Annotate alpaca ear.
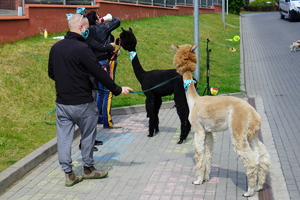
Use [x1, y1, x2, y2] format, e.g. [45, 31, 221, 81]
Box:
[191, 43, 198, 52]
[171, 44, 179, 50]
[121, 27, 125, 32]
[129, 27, 133, 33]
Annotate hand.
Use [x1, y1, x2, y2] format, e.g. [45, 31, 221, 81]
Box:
[121, 87, 133, 95]
[110, 43, 116, 48]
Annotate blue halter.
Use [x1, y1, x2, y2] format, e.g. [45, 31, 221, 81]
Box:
[183, 79, 196, 93]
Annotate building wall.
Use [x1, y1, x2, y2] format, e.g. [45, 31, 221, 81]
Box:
[0, 0, 22, 10]
[0, 1, 221, 44]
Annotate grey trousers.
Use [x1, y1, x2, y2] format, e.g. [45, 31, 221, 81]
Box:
[56, 101, 98, 173]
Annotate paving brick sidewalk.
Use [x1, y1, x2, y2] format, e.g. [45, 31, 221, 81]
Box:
[1, 93, 283, 200]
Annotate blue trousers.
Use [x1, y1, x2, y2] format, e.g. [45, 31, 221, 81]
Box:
[96, 59, 117, 128]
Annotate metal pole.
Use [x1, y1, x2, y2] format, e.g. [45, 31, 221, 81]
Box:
[226, 0, 228, 15]
[222, 0, 226, 28]
[22, 0, 25, 16]
[194, 0, 200, 81]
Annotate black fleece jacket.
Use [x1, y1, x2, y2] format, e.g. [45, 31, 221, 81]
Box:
[84, 36, 114, 53]
[48, 31, 122, 105]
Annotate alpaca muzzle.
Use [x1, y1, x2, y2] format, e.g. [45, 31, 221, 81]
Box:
[116, 38, 123, 46]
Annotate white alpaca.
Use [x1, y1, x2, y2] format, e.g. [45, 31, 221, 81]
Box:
[172, 43, 271, 197]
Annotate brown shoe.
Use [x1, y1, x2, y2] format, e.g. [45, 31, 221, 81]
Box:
[65, 172, 83, 187]
[82, 166, 108, 179]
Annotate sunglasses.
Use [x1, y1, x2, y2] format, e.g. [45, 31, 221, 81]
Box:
[78, 15, 86, 25]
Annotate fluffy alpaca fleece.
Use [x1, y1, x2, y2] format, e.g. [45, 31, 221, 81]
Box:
[290, 40, 300, 52]
[172, 43, 271, 197]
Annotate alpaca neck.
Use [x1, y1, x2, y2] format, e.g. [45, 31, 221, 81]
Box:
[182, 71, 199, 108]
[129, 51, 146, 83]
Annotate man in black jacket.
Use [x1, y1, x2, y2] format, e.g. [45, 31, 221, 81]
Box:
[48, 13, 132, 187]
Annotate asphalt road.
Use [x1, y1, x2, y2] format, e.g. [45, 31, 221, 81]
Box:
[241, 11, 300, 200]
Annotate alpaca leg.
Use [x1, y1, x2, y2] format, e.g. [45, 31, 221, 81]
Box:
[175, 103, 191, 144]
[192, 123, 206, 185]
[145, 95, 155, 137]
[178, 120, 191, 144]
[231, 111, 261, 197]
[241, 150, 258, 197]
[233, 137, 258, 197]
[240, 151, 258, 197]
[243, 136, 260, 197]
[203, 132, 214, 181]
[173, 79, 190, 143]
[153, 96, 162, 133]
[256, 140, 271, 192]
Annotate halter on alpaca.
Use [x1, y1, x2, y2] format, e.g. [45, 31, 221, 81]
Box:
[117, 28, 193, 144]
[172, 43, 271, 197]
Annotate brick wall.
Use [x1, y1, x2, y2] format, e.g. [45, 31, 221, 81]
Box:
[0, 2, 221, 44]
[0, 0, 22, 10]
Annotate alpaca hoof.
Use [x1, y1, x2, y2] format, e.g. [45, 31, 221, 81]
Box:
[192, 180, 202, 185]
[242, 187, 255, 197]
[255, 185, 264, 192]
[177, 140, 184, 144]
[242, 193, 251, 197]
[147, 134, 153, 137]
[242, 191, 254, 197]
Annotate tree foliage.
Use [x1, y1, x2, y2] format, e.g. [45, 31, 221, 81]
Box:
[229, 0, 246, 15]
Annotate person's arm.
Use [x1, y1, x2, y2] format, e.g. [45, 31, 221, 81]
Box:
[101, 17, 120, 35]
[85, 36, 114, 53]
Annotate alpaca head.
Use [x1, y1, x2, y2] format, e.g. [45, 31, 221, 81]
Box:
[116, 27, 137, 51]
[172, 44, 198, 75]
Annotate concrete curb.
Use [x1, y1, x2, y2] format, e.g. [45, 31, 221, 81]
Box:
[0, 137, 57, 194]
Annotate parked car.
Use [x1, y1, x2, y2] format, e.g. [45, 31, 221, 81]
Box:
[279, 0, 300, 21]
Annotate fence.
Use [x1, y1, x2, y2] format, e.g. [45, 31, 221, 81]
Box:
[24, 0, 96, 5]
[0, 0, 221, 16]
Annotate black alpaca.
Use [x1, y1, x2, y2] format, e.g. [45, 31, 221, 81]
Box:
[117, 28, 193, 144]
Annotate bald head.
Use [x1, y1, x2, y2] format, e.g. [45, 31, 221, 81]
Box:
[68, 14, 89, 33]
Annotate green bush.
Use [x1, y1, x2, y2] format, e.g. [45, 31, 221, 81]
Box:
[244, 0, 278, 11]
[229, 0, 246, 15]
[250, 0, 276, 7]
